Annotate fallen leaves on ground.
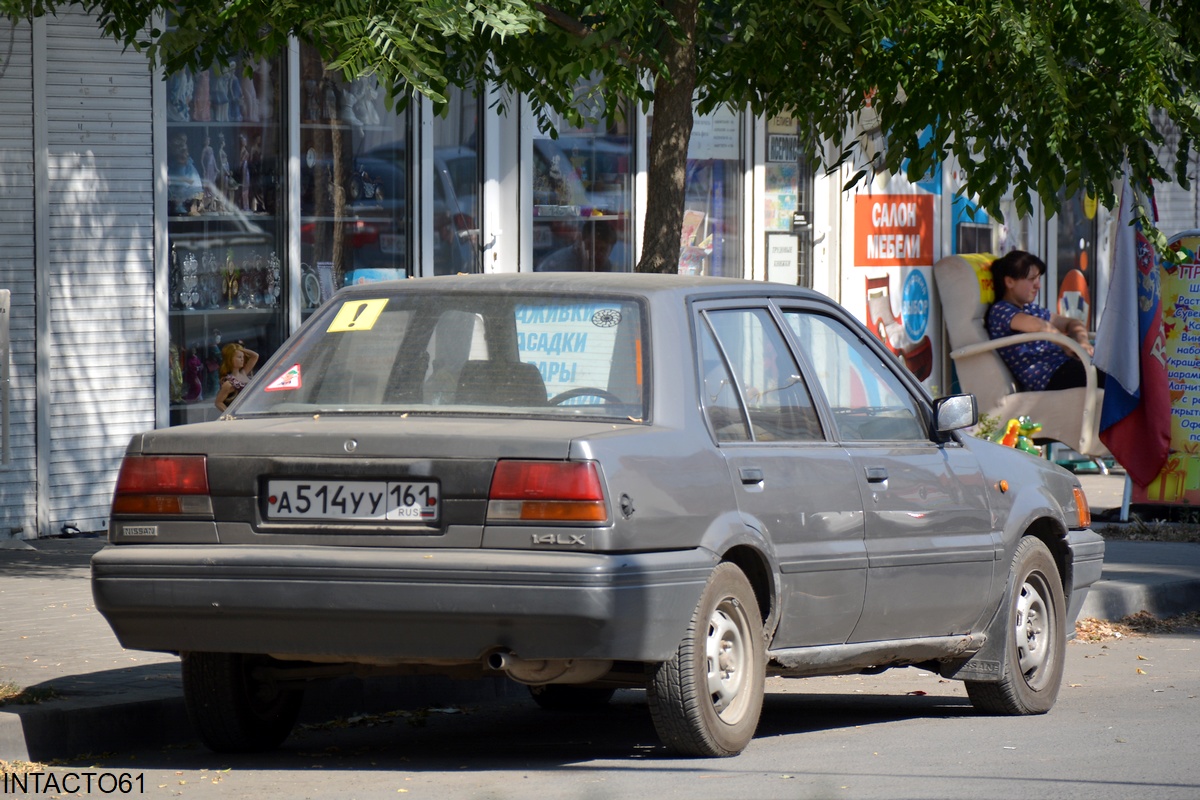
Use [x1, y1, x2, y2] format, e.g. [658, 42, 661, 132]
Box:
[1075, 610, 1200, 642]
[1096, 520, 1200, 543]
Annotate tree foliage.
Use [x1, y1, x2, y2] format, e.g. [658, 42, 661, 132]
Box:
[3, 0, 1198, 271]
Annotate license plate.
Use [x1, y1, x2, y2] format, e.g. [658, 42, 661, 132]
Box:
[266, 480, 439, 523]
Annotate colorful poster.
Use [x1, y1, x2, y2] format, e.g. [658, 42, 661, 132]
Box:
[1134, 231, 1200, 504]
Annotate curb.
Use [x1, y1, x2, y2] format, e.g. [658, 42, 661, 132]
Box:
[1079, 577, 1200, 621]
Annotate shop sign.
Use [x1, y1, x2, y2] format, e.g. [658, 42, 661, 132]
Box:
[767, 135, 799, 163]
[767, 234, 798, 284]
[853, 194, 934, 267]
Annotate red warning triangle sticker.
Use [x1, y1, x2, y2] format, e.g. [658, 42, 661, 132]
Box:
[264, 364, 302, 392]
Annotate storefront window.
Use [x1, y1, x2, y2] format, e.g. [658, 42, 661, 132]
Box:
[532, 82, 634, 272]
[166, 54, 285, 426]
[432, 86, 482, 274]
[678, 105, 743, 277]
[299, 44, 413, 308]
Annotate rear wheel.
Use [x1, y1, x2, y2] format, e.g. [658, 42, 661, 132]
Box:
[647, 562, 765, 757]
[182, 652, 303, 753]
[528, 684, 617, 711]
[966, 537, 1066, 715]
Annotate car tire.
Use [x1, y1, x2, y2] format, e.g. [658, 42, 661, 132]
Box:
[647, 562, 765, 757]
[181, 652, 303, 753]
[966, 536, 1066, 715]
[528, 684, 617, 711]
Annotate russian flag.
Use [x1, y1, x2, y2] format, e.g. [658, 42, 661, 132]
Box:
[1092, 171, 1171, 487]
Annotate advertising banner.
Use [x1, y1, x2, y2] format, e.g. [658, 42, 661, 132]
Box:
[848, 190, 938, 388]
[1133, 230, 1200, 504]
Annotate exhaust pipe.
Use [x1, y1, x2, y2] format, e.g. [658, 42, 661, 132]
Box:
[486, 651, 612, 685]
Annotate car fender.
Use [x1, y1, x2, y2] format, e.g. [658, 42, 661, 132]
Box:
[695, 510, 783, 639]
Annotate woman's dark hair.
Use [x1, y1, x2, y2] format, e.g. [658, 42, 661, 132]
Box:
[990, 250, 1047, 290]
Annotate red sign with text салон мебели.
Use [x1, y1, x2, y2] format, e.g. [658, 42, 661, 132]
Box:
[854, 194, 934, 268]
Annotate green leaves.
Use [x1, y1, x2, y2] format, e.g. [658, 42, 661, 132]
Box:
[3, 0, 1198, 261]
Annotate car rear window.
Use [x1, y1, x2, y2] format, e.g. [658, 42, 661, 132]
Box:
[234, 289, 647, 420]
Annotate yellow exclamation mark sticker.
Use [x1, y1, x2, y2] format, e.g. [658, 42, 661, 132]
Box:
[327, 299, 388, 332]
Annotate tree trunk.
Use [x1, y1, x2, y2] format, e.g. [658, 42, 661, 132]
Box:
[636, 0, 699, 274]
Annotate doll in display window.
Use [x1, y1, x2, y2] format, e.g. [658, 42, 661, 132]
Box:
[214, 342, 259, 412]
[167, 133, 203, 215]
[191, 69, 211, 122]
[200, 134, 218, 211]
[166, 69, 193, 122]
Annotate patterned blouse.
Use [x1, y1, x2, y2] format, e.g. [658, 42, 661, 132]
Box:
[985, 301, 1068, 391]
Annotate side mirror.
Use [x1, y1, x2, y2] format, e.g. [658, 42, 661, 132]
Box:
[933, 394, 978, 433]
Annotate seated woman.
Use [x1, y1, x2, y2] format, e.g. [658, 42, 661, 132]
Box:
[986, 250, 1099, 391]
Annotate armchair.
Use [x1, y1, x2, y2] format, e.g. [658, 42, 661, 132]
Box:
[932, 253, 1108, 459]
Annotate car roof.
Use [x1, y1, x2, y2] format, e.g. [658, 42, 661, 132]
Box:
[334, 272, 830, 305]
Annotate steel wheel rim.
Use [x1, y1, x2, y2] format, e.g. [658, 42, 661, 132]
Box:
[1014, 576, 1053, 686]
[706, 597, 750, 721]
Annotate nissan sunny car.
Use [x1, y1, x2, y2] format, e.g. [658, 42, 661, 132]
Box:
[92, 273, 1105, 757]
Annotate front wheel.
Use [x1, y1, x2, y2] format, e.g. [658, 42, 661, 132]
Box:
[966, 537, 1066, 715]
[182, 652, 304, 753]
[647, 562, 765, 757]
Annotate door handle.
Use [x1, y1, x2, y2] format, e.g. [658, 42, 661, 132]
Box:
[739, 467, 764, 485]
[864, 466, 888, 484]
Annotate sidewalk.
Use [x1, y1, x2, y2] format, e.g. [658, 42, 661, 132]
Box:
[2, 470, 1198, 762]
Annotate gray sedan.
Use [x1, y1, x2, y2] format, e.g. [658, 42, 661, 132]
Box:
[92, 273, 1104, 757]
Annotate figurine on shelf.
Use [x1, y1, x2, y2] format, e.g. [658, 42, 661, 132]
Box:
[183, 347, 204, 403]
[217, 133, 235, 201]
[200, 134, 218, 210]
[227, 68, 243, 123]
[214, 342, 259, 412]
[222, 250, 240, 308]
[166, 69, 193, 122]
[167, 133, 203, 216]
[210, 67, 230, 122]
[239, 133, 252, 211]
[201, 251, 220, 308]
[191, 69, 211, 122]
[240, 64, 260, 123]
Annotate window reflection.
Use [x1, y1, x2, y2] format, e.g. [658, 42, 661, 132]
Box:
[432, 86, 482, 274]
[299, 44, 412, 310]
[532, 82, 633, 272]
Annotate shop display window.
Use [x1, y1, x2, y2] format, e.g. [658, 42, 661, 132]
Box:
[299, 45, 415, 309]
[678, 106, 743, 277]
[532, 85, 634, 272]
[432, 86, 483, 274]
[166, 54, 285, 426]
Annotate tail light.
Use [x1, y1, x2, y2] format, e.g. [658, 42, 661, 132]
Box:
[111, 455, 213, 516]
[487, 461, 608, 523]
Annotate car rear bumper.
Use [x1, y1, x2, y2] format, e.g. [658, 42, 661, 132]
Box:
[91, 544, 717, 664]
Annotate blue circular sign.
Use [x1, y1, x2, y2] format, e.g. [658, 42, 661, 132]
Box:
[902, 270, 930, 342]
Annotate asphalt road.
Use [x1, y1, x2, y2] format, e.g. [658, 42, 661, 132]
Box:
[14, 625, 1197, 800]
